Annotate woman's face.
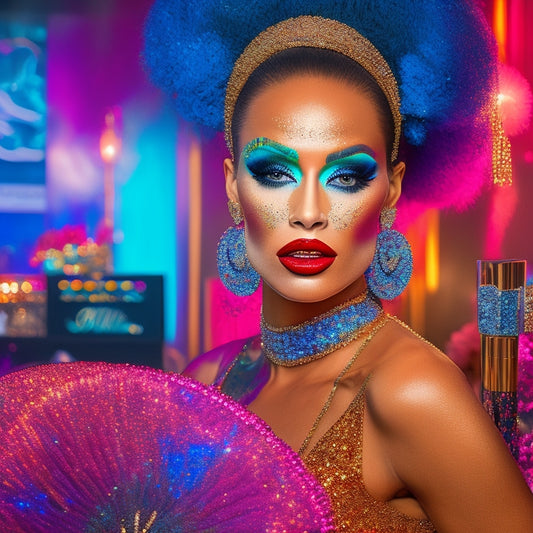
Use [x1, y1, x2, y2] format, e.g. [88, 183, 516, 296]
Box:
[225, 74, 404, 303]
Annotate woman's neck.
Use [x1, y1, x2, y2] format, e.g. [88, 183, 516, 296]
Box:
[260, 278, 383, 367]
[261, 277, 368, 328]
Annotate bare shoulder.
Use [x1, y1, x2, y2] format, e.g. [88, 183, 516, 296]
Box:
[365, 316, 533, 532]
[365, 316, 504, 452]
[367, 316, 475, 420]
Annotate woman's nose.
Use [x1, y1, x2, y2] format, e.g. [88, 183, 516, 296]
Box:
[288, 176, 328, 230]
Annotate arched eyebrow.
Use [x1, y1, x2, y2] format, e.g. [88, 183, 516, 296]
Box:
[242, 137, 299, 162]
[325, 144, 376, 164]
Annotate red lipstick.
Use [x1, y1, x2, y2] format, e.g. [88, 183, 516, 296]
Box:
[277, 239, 337, 275]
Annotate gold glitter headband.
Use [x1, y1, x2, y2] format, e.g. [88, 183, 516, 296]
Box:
[224, 15, 402, 162]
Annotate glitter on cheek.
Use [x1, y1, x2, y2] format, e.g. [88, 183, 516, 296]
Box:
[239, 179, 291, 230]
[328, 200, 361, 231]
[256, 202, 289, 229]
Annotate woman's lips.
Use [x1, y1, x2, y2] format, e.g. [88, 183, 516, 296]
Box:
[277, 239, 337, 275]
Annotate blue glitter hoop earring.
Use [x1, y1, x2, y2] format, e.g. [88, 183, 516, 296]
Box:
[365, 207, 413, 300]
[217, 202, 260, 296]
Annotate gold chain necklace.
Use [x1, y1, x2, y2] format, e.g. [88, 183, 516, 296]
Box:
[299, 314, 388, 456]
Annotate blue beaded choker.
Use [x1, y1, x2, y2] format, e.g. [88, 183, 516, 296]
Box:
[261, 291, 383, 366]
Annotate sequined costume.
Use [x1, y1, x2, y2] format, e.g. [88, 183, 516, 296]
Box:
[303, 381, 435, 532]
[185, 340, 437, 532]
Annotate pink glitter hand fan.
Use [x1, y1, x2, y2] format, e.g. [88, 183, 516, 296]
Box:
[0, 362, 334, 532]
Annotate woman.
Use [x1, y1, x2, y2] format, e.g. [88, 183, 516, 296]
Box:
[145, 2, 533, 531]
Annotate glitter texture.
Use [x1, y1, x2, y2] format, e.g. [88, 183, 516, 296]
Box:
[477, 285, 522, 336]
[261, 291, 383, 366]
[298, 320, 387, 455]
[228, 199, 243, 224]
[242, 136, 299, 162]
[225, 16, 402, 162]
[491, 102, 513, 186]
[379, 206, 396, 230]
[304, 385, 435, 532]
[523, 284, 533, 333]
[329, 200, 360, 231]
[365, 209, 413, 300]
[273, 113, 341, 148]
[256, 202, 289, 229]
[0, 362, 334, 532]
[482, 389, 519, 459]
[216, 224, 260, 296]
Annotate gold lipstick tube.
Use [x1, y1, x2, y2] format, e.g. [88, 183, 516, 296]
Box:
[477, 260, 525, 459]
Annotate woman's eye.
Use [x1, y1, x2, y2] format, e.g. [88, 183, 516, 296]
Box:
[267, 169, 290, 181]
[335, 175, 357, 187]
[246, 161, 298, 188]
[326, 164, 377, 193]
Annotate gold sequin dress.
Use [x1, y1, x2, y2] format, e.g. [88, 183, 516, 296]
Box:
[303, 384, 436, 532]
[187, 340, 437, 532]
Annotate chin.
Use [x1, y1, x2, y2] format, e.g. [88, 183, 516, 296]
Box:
[262, 274, 362, 304]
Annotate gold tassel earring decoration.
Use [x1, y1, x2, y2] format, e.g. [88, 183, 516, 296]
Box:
[491, 99, 513, 187]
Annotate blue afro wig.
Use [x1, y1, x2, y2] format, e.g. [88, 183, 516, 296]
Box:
[143, 0, 498, 215]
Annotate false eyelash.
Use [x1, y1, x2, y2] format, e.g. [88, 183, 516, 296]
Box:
[247, 160, 298, 189]
[325, 162, 377, 193]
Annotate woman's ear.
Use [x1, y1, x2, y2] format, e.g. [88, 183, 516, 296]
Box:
[386, 161, 405, 208]
[224, 158, 239, 202]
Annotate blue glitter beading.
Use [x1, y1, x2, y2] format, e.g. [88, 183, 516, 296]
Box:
[365, 208, 412, 301]
[261, 292, 383, 366]
[477, 285, 523, 336]
[482, 389, 519, 459]
[217, 225, 260, 296]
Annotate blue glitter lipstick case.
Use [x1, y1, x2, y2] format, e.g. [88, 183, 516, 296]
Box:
[477, 260, 526, 459]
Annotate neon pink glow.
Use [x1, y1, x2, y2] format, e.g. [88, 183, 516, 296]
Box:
[498, 64, 532, 137]
[484, 182, 518, 259]
[207, 278, 261, 349]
